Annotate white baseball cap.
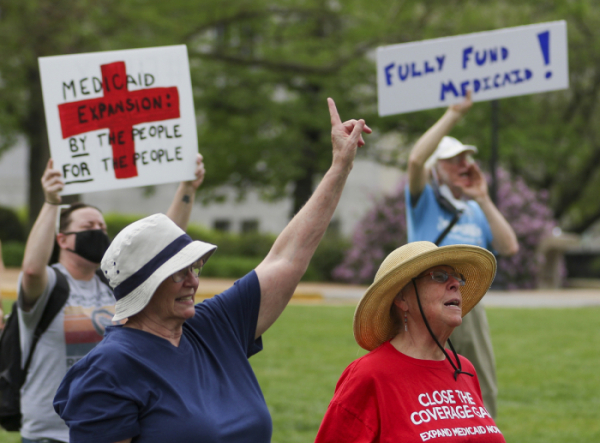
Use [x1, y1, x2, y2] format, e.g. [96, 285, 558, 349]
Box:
[425, 136, 478, 170]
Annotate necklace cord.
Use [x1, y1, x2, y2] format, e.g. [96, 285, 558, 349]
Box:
[411, 279, 474, 380]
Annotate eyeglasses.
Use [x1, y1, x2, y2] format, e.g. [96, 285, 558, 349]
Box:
[416, 270, 466, 286]
[171, 259, 205, 283]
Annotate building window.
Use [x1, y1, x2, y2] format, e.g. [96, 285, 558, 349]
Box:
[214, 219, 231, 232]
[241, 219, 259, 234]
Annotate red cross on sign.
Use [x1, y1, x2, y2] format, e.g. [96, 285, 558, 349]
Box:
[58, 61, 180, 179]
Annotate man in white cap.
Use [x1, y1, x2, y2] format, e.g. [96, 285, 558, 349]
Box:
[405, 91, 519, 417]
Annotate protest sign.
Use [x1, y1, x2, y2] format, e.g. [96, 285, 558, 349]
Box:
[377, 21, 569, 116]
[39, 45, 197, 195]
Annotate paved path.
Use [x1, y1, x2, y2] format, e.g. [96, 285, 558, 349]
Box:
[2, 268, 600, 308]
[302, 281, 600, 308]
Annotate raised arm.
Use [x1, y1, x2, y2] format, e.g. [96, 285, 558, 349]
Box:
[165, 153, 205, 230]
[461, 162, 519, 256]
[407, 92, 472, 198]
[254, 98, 371, 338]
[20, 159, 64, 309]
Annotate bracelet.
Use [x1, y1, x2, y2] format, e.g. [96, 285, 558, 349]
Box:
[45, 200, 61, 205]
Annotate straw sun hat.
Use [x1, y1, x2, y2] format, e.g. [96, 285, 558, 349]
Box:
[101, 213, 217, 322]
[353, 241, 496, 351]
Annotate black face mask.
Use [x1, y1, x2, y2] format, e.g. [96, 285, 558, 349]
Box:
[65, 229, 111, 264]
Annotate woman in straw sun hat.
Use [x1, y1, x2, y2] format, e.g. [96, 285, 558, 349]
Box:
[315, 241, 507, 443]
[53, 98, 372, 443]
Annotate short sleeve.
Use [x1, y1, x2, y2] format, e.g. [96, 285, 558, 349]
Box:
[188, 271, 262, 357]
[54, 363, 140, 443]
[315, 363, 380, 443]
[405, 184, 441, 244]
[471, 201, 494, 251]
[17, 265, 57, 322]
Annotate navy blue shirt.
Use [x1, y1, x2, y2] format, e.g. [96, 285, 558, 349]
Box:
[54, 271, 272, 443]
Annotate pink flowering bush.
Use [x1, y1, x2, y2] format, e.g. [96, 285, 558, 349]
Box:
[333, 168, 558, 289]
[492, 168, 559, 289]
[332, 182, 408, 285]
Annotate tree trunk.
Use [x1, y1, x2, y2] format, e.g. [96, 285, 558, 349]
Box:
[290, 160, 316, 218]
[25, 68, 50, 230]
[24, 68, 80, 230]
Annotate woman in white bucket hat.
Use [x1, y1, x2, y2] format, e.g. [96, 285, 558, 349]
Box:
[53, 98, 372, 443]
[316, 241, 507, 443]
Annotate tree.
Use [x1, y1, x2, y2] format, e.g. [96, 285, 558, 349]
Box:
[185, 0, 473, 215]
[2, 0, 600, 234]
[0, 0, 453, 223]
[377, 1, 600, 234]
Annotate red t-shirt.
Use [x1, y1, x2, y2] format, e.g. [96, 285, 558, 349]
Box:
[315, 342, 506, 443]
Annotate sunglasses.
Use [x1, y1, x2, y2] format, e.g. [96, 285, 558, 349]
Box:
[171, 259, 205, 283]
[416, 270, 466, 286]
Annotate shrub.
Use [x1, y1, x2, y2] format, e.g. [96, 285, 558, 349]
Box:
[0, 206, 25, 243]
[14, 211, 347, 282]
[333, 168, 558, 289]
[303, 233, 351, 282]
[332, 184, 407, 285]
[492, 168, 559, 289]
[202, 255, 263, 278]
[1, 241, 25, 267]
[103, 212, 143, 239]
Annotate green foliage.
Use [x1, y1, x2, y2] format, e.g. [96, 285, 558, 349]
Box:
[306, 234, 351, 282]
[201, 255, 262, 279]
[186, 227, 276, 258]
[103, 212, 145, 239]
[0, 241, 25, 267]
[2, 209, 349, 280]
[3, 1, 600, 238]
[102, 214, 349, 281]
[0, 206, 25, 243]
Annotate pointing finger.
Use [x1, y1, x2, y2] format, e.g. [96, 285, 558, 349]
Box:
[327, 98, 342, 127]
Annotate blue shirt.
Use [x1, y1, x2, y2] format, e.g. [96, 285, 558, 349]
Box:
[405, 184, 493, 249]
[54, 271, 272, 443]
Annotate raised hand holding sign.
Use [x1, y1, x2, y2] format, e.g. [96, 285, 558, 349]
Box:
[39, 45, 198, 195]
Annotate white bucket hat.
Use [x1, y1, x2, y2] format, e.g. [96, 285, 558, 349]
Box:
[353, 241, 496, 351]
[101, 213, 217, 321]
[425, 136, 478, 170]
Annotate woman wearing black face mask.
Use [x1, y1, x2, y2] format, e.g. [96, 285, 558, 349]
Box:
[55, 204, 112, 265]
[17, 156, 206, 443]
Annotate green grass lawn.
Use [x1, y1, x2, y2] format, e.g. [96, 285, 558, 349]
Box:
[250, 305, 600, 443]
[1, 305, 599, 442]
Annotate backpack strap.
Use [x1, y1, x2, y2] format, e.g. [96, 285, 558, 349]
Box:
[95, 268, 111, 289]
[431, 181, 464, 246]
[434, 210, 463, 246]
[20, 267, 70, 387]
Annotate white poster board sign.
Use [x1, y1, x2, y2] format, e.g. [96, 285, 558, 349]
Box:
[377, 21, 569, 116]
[39, 45, 197, 195]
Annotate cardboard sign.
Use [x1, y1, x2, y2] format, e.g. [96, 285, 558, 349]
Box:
[377, 21, 569, 116]
[39, 45, 197, 195]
